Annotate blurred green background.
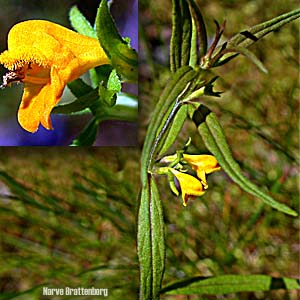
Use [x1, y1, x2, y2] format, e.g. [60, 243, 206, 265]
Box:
[140, 0, 299, 299]
[0, 148, 140, 300]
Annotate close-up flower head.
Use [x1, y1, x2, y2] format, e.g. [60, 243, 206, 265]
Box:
[0, 20, 109, 133]
[0, 0, 138, 146]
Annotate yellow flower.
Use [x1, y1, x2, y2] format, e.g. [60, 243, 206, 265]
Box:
[0, 20, 109, 132]
[170, 169, 206, 206]
[183, 154, 221, 189]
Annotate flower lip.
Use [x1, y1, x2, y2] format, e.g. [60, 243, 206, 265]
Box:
[170, 169, 206, 206]
[182, 154, 221, 189]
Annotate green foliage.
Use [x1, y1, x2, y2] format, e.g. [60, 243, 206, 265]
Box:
[70, 117, 99, 146]
[194, 106, 297, 216]
[0, 148, 139, 300]
[170, 0, 192, 72]
[96, 0, 138, 83]
[69, 5, 97, 38]
[162, 274, 300, 295]
[138, 177, 165, 300]
[61, 0, 137, 145]
[98, 69, 122, 107]
[139, 1, 299, 299]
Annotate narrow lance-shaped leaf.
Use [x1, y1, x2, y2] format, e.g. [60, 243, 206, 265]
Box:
[158, 105, 188, 156]
[170, 0, 192, 72]
[192, 105, 297, 216]
[146, 68, 198, 168]
[189, 17, 198, 68]
[156, 72, 205, 157]
[216, 9, 300, 65]
[225, 46, 268, 73]
[161, 274, 300, 295]
[96, 0, 138, 82]
[228, 9, 300, 48]
[69, 6, 97, 38]
[138, 175, 165, 300]
[187, 0, 208, 58]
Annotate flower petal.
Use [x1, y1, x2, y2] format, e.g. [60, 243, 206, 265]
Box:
[18, 67, 65, 132]
[183, 154, 221, 187]
[183, 154, 221, 174]
[170, 169, 205, 206]
[0, 20, 110, 132]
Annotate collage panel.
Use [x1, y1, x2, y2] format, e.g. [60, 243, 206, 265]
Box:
[0, 147, 140, 299]
[139, 0, 299, 299]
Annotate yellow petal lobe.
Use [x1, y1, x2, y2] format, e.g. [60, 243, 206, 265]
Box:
[170, 169, 205, 206]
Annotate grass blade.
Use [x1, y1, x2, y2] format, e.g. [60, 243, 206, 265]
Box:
[161, 274, 300, 295]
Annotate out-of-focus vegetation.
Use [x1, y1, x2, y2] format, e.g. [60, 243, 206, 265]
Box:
[0, 148, 140, 300]
[139, 0, 299, 299]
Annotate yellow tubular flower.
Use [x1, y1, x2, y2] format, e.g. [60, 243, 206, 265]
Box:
[183, 154, 221, 189]
[0, 20, 109, 132]
[170, 169, 206, 206]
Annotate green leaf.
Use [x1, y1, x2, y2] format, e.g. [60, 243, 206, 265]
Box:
[141, 66, 198, 182]
[192, 106, 297, 216]
[138, 176, 165, 300]
[107, 69, 121, 92]
[98, 69, 121, 107]
[98, 85, 116, 107]
[187, 0, 208, 57]
[161, 274, 300, 295]
[158, 104, 187, 156]
[151, 71, 206, 160]
[52, 89, 99, 115]
[96, 0, 138, 82]
[228, 9, 300, 48]
[170, 0, 192, 72]
[70, 118, 99, 146]
[67, 78, 93, 97]
[69, 6, 97, 38]
[189, 17, 198, 68]
[214, 9, 300, 67]
[227, 46, 268, 73]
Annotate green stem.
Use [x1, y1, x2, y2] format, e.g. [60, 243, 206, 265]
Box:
[148, 83, 191, 166]
[99, 103, 138, 122]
